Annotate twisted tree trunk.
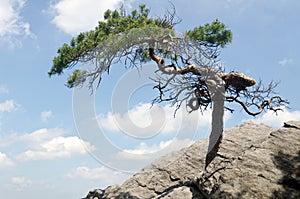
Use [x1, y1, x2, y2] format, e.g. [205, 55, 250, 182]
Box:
[205, 77, 225, 168]
[149, 47, 226, 167]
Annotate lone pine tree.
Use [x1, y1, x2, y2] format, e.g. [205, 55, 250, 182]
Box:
[49, 4, 288, 168]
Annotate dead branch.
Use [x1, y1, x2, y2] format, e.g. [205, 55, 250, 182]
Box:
[226, 95, 288, 116]
[147, 45, 289, 139]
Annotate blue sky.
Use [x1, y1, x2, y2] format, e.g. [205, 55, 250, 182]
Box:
[1, 0, 300, 198]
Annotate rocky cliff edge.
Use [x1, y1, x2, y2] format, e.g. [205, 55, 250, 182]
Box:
[84, 121, 300, 199]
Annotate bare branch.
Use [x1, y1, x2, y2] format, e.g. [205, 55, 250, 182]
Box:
[225, 80, 289, 116]
[157, 1, 182, 27]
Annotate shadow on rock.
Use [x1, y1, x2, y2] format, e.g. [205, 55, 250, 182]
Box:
[272, 150, 300, 199]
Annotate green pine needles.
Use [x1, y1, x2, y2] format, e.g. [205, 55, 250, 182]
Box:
[49, 4, 232, 88]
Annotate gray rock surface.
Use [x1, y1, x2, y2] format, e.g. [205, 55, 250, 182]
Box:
[84, 121, 300, 199]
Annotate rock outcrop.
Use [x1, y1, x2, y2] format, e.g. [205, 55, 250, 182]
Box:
[84, 121, 300, 199]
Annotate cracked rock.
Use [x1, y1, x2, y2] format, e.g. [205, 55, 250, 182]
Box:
[83, 121, 300, 199]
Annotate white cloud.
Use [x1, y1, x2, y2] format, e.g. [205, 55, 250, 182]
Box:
[9, 176, 32, 191]
[0, 0, 31, 47]
[98, 112, 119, 132]
[17, 136, 95, 161]
[21, 128, 64, 142]
[101, 102, 232, 160]
[0, 127, 96, 161]
[66, 166, 130, 184]
[250, 108, 300, 128]
[98, 103, 231, 138]
[117, 138, 194, 160]
[50, 0, 123, 35]
[278, 57, 293, 66]
[124, 138, 193, 155]
[97, 103, 178, 137]
[0, 128, 65, 147]
[0, 99, 17, 112]
[0, 152, 14, 169]
[40, 110, 53, 122]
[0, 99, 17, 131]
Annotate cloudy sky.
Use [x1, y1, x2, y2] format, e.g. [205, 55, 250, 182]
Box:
[1, 0, 300, 198]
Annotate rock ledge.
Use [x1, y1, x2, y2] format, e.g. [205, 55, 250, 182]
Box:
[84, 121, 300, 199]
